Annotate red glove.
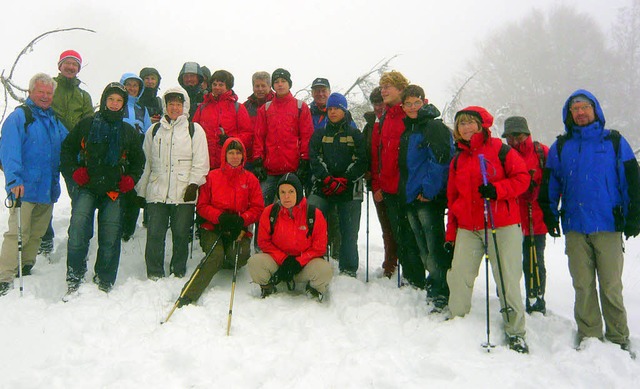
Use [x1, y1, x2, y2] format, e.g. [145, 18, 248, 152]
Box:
[119, 175, 135, 193]
[334, 177, 348, 195]
[72, 167, 90, 186]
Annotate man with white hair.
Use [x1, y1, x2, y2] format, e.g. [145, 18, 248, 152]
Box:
[0, 73, 68, 295]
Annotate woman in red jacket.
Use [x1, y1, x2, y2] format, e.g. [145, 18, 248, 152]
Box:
[177, 137, 264, 306]
[247, 173, 332, 301]
[192, 70, 253, 170]
[445, 106, 530, 353]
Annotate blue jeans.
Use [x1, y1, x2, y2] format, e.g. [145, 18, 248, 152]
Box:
[308, 195, 361, 274]
[144, 203, 195, 278]
[260, 174, 282, 206]
[406, 201, 450, 297]
[66, 189, 122, 286]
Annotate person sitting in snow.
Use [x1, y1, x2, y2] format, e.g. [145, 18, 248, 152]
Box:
[247, 173, 331, 301]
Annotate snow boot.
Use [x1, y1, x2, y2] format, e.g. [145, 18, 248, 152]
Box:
[62, 280, 82, 302]
[93, 275, 112, 293]
[38, 238, 53, 255]
[305, 283, 324, 302]
[260, 283, 276, 298]
[176, 296, 192, 308]
[508, 336, 529, 354]
[0, 282, 12, 297]
[526, 297, 546, 315]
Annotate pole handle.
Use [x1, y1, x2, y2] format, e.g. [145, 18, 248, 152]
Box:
[478, 154, 489, 186]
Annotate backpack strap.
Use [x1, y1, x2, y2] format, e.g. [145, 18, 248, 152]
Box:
[498, 143, 511, 166]
[265, 99, 303, 118]
[555, 134, 569, 163]
[533, 141, 546, 170]
[306, 204, 316, 238]
[606, 129, 621, 159]
[17, 105, 34, 133]
[152, 122, 195, 139]
[269, 202, 281, 235]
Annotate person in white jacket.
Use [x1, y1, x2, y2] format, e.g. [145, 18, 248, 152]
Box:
[136, 86, 209, 279]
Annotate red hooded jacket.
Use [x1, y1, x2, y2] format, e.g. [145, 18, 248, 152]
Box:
[257, 197, 327, 266]
[243, 91, 275, 162]
[253, 92, 313, 175]
[193, 90, 253, 170]
[377, 104, 405, 194]
[197, 137, 264, 233]
[513, 136, 549, 236]
[445, 130, 529, 242]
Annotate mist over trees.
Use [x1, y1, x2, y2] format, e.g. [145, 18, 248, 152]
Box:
[447, 2, 640, 147]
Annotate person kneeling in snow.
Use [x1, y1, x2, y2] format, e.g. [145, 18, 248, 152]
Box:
[247, 173, 332, 301]
[176, 138, 263, 307]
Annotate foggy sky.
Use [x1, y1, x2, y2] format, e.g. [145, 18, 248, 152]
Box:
[0, 0, 628, 116]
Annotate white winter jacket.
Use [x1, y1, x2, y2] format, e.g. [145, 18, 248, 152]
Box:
[135, 86, 210, 204]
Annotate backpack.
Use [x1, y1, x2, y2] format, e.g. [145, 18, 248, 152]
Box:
[151, 122, 195, 139]
[532, 141, 546, 170]
[268, 201, 316, 238]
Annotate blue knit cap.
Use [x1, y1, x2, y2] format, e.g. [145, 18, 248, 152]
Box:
[327, 93, 348, 112]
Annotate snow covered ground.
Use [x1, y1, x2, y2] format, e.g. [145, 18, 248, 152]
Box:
[0, 184, 639, 388]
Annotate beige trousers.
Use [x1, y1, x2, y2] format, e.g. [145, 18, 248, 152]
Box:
[247, 253, 333, 293]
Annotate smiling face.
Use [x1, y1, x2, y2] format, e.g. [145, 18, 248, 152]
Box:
[457, 118, 481, 141]
[570, 102, 596, 126]
[165, 98, 184, 121]
[182, 73, 199, 87]
[278, 183, 297, 209]
[143, 74, 158, 89]
[59, 58, 80, 79]
[402, 96, 423, 119]
[124, 79, 141, 97]
[380, 83, 402, 106]
[211, 80, 228, 97]
[29, 81, 54, 110]
[106, 93, 125, 112]
[253, 79, 270, 100]
[312, 86, 330, 107]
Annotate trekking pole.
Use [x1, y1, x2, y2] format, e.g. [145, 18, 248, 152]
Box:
[227, 233, 244, 336]
[397, 261, 401, 288]
[527, 170, 543, 302]
[481, 217, 494, 351]
[366, 186, 370, 283]
[16, 196, 24, 297]
[162, 234, 222, 324]
[189, 214, 197, 261]
[479, 155, 512, 322]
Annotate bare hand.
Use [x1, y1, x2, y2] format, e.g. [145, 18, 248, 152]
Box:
[10, 185, 24, 199]
[416, 194, 430, 202]
[373, 190, 384, 203]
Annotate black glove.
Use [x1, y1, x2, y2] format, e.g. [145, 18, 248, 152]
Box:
[218, 131, 229, 146]
[296, 159, 310, 183]
[478, 183, 498, 200]
[183, 183, 199, 202]
[218, 212, 245, 237]
[543, 211, 561, 238]
[271, 256, 302, 284]
[624, 222, 640, 240]
[444, 241, 454, 256]
[253, 158, 267, 182]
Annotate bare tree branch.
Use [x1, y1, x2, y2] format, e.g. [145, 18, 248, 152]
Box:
[0, 27, 96, 123]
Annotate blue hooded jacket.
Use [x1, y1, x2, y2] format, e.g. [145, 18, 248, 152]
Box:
[120, 72, 151, 134]
[0, 98, 68, 203]
[546, 89, 637, 234]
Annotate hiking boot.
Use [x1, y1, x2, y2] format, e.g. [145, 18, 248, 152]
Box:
[432, 295, 449, 311]
[339, 269, 356, 278]
[38, 238, 54, 255]
[0, 282, 12, 297]
[260, 283, 276, 298]
[382, 259, 397, 278]
[305, 283, 324, 302]
[526, 297, 546, 315]
[508, 336, 529, 354]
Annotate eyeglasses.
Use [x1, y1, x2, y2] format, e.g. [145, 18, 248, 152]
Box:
[403, 100, 424, 109]
[570, 104, 593, 113]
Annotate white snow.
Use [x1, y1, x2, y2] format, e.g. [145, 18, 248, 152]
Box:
[0, 185, 639, 388]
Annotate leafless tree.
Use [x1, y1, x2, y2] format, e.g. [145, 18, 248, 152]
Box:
[0, 27, 96, 123]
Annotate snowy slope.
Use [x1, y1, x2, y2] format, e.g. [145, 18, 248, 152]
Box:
[0, 184, 639, 388]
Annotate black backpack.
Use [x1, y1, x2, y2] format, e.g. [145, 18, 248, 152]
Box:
[268, 201, 316, 238]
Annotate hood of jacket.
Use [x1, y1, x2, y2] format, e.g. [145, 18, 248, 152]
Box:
[120, 72, 145, 101]
[220, 136, 247, 171]
[562, 89, 606, 135]
[161, 85, 191, 120]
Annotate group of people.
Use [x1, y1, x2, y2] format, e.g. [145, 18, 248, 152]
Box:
[0, 50, 638, 356]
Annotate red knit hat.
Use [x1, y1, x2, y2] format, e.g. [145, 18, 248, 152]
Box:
[58, 50, 82, 69]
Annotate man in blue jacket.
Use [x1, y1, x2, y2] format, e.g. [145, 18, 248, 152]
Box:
[541, 89, 640, 354]
[0, 73, 68, 296]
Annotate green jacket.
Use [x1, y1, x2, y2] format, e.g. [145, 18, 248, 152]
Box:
[52, 74, 94, 131]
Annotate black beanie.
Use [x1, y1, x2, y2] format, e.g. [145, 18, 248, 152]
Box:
[277, 173, 304, 205]
[272, 68, 292, 88]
